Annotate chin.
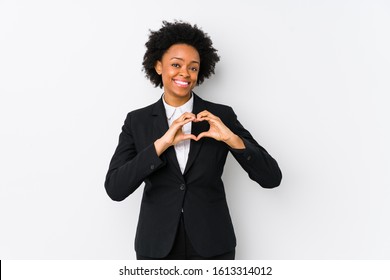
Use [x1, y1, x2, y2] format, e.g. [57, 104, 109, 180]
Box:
[174, 90, 193, 97]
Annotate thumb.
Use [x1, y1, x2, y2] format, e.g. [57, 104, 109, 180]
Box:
[196, 131, 210, 141]
[181, 133, 197, 141]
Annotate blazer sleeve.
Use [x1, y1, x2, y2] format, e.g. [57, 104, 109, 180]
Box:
[104, 112, 166, 201]
[227, 107, 282, 188]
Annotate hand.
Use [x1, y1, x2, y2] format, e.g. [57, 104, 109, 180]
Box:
[195, 110, 245, 149]
[154, 112, 197, 156]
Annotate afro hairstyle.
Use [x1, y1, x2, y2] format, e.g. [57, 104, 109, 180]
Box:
[142, 20, 220, 88]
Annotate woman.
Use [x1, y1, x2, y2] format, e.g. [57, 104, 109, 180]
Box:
[104, 21, 282, 260]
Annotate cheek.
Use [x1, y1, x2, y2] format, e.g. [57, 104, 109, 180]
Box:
[164, 67, 179, 78]
[161, 69, 174, 82]
[191, 72, 199, 81]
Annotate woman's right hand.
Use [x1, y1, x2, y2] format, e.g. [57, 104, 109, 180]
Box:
[154, 112, 197, 156]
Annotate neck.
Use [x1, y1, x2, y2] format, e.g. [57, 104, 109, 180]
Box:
[163, 92, 192, 107]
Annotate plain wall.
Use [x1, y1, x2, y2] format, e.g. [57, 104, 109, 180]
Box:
[1, 0, 389, 259]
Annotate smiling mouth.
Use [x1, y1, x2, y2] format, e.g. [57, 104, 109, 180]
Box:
[173, 79, 190, 87]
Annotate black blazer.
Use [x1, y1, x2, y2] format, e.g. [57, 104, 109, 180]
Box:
[105, 93, 282, 258]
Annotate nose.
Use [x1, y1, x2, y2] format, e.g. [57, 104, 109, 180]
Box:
[179, 66, 190, 77]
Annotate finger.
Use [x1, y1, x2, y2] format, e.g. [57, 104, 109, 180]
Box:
[196, 116, 219, 125]
[196, 110, 211, 119]
[172, 117, 195, 129]
[172, 115, 195, 126]
[182, 112, 196, 118]
[196, 131, 213, 140]
[178, 133, 197, 142]
[176, 112, 196, 121]
[197, 110, 219, 121]
[183, 133, 197, 140]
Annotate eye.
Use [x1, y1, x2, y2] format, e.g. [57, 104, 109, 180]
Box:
[190, 67, 198, 72]
[171, 63, 180, 68]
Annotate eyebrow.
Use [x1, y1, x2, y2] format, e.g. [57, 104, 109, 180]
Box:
[170, 57, 200, 64]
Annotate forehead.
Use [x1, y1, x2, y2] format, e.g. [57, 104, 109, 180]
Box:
[163, 44, 200, 62]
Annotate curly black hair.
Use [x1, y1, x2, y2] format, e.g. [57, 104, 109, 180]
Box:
[142, 21, 220, 88]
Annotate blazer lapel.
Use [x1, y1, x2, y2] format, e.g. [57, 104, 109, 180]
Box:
[151, 97, 182, 176]
[183, 93, 209, 175]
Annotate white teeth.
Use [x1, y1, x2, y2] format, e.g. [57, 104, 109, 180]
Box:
[174, 80, 189, 85]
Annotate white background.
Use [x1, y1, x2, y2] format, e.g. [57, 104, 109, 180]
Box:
[1, 0, 389, 259]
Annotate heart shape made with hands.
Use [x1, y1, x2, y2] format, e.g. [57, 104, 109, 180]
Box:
[177, 111, 232, 142]
[156, 110, 243, 156]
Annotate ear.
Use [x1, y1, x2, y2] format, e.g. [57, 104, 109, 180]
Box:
[154, 60, 162, 75]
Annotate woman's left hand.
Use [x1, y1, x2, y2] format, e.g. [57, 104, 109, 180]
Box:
[195, 110, 246, 149]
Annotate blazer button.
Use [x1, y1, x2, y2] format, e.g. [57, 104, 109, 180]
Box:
[247, 155, 252, 161]
[150, 164, 155, 170]
[179, 184, 185, 191]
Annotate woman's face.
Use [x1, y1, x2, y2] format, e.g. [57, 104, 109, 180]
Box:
[155, 44, 200, 106]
